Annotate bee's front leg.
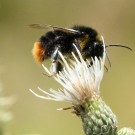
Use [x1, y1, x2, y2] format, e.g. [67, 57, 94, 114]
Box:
[50, 47, 63, 75]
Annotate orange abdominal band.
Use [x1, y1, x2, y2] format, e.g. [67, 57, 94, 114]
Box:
[32, 42, 46, 63]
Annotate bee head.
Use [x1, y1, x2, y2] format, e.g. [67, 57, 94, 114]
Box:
[32, 42, 46, 63]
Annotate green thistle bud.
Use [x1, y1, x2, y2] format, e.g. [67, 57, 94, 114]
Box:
[76, 95, 117, 135]
[118, 128, 135, 135]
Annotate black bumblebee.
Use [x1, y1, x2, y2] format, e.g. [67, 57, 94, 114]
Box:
[30, 24, 131, 75]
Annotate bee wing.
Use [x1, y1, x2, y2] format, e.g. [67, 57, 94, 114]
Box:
[30, 24, 80, 34]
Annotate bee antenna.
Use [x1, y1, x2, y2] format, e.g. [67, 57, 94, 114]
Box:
[106, 44, 132, 51]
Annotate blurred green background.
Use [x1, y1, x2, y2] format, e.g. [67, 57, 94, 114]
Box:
[0, 0, 135, 134]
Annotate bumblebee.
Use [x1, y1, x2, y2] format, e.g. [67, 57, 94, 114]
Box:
[30, 24, 132, 75]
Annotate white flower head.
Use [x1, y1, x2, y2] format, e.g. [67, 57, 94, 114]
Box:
[30, 37, 106, 105]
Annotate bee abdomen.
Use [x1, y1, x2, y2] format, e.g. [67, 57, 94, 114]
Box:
[32, 42, 47, 63]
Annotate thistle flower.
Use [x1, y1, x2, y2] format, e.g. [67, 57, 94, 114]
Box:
[30, 40, 120, 135]
[31, 45, 105, 104]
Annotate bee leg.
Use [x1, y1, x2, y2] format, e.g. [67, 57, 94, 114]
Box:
[56, 61, 63, 72]
[50, 47, 63, 74]
[50, 61, 63, 75]
[42, 63, 57, 77]
[50, 62, 58, 75]
[51, 47, 59, 63]
[104, 65, 109, 72]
